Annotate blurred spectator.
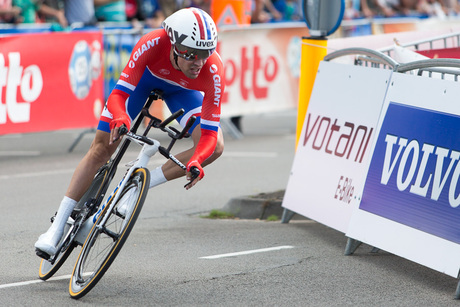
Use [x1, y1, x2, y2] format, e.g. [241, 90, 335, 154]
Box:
[415, 0, 448, 17]
[157, 0, 178, 17]
[358, 0, 452, 18]
[0, 0, 22, 23]
[94, 0, 126, 22]
[140, 0, 165, 28]
[360, 0, 398, 17]
[272, 0, 302, 21]
[251, 0, 282, 23]
[444, 0, 460, 14]
[13, 0, 68, 26]
[64, 0, 97, 26]
[345, 0, 361, 19]
[40, 0, 67, 27]
[12, 0, 40, 23]
[181, 0, 210, 13]
[125, 0, 165, 28]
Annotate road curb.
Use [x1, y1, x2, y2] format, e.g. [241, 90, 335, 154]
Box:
[222, 190, 306, 220]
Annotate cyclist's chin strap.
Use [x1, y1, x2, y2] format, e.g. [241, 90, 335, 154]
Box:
[172, 46, 181, 71]
[174, 53, 180, 70]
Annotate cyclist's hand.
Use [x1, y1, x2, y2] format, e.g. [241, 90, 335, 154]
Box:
[185, 161, 203, 190]
[109, 115, 130, 144]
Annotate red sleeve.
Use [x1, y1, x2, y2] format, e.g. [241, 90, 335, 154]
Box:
[189, 129, 217, 165]
[107, 89, 130, 119]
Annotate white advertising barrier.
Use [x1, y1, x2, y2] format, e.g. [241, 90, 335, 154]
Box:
[218, 25, 307, 117]
[346, 72, 460, 278]
[282, 61, 392, 233]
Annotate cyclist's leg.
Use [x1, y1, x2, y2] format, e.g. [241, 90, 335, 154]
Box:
[35, 129, 119, 256]
[65, 130, 118, 201]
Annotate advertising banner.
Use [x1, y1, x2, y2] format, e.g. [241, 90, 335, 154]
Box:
[417, 47, 460, 59]
[218, 25, 307, 117]
[282, 61, 391, 232]
[0, 32, 104, 135]
[347, 72, 460, 277]
[103, 31, 142, 99]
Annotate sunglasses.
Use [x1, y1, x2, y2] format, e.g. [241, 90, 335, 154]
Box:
[174, 44, 214, 61]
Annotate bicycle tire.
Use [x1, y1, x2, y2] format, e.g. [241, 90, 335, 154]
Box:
[38, 163, 111, 280]
[69, 168, 150, 299]
[38, 223, 76, 280]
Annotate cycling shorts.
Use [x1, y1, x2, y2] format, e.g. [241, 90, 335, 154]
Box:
[97, 71, 204, 133]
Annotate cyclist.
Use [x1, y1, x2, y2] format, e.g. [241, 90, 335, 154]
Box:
[35, 7, 225, 257]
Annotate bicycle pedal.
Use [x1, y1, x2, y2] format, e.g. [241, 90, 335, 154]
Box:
[35, 248, 51, 261]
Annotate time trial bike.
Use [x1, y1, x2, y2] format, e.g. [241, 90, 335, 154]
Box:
[36, 90, 199, 299]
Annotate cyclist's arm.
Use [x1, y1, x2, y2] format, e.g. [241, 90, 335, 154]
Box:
[107, 89, 131, 143]
[187, 129, 217, 171]
[186, 54, 225, 180]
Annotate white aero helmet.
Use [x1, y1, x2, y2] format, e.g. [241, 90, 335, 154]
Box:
[162, 8, 218, 61]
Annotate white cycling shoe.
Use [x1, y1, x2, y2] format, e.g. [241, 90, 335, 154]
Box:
[34, 230, 62, 257]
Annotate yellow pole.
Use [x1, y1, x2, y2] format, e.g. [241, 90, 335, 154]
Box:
[296, 37, 328, 149]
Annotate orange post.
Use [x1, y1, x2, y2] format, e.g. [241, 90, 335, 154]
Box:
[296, 37, 328, 149]
[210, 0, 251, 27]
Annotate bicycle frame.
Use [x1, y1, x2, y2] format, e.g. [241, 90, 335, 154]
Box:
[74, 89, 196, 244]
[93, 135, 160, 231]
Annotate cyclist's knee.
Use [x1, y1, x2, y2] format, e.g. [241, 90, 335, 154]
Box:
[87, 132, 116, 164]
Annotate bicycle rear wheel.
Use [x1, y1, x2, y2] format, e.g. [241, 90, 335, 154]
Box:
[38, 222, 75, 280]
[38, 163, 111, 280]
[69, 168, 150, 299]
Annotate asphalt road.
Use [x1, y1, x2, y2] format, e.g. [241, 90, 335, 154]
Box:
[1, 111, 459, 306]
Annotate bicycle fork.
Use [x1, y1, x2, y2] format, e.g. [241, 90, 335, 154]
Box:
[76, 138, 160, 243]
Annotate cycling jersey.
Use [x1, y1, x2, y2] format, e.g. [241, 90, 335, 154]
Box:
[98, 28, 225, 167]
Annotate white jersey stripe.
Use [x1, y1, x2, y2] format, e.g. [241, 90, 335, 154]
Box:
[201, 119, 219, 128]
[180, 106, 202, 127]
[117, 80, 136, 91]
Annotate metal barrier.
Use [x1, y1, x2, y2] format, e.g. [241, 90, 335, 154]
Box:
[325, 46, 460, 81]
[397, 58, 460, 80]
[324, 47, 399, 70]
[379, 31, 460, 58]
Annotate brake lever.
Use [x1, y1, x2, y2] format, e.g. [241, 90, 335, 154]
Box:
[118, 124, 129, 136]
[184, 166, 200, 189]
[112, 124, 128, 143]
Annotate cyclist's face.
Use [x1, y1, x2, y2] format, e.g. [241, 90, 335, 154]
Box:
[176, 56, 207, 79]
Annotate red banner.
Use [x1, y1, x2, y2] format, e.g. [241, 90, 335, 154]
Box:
[417, 47, 460, 59]
[0, 32, 104, 135]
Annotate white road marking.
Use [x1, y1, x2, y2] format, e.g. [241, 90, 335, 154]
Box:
[0, 151, 41, 156]
[199, 245, 294, 260]
[0, 274, 71, 289]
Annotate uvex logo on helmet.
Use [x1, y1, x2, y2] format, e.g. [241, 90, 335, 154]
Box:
[196, 41, 216, 48]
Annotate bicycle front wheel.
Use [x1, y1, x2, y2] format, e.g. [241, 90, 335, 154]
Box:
[69, 168, 150, 299]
